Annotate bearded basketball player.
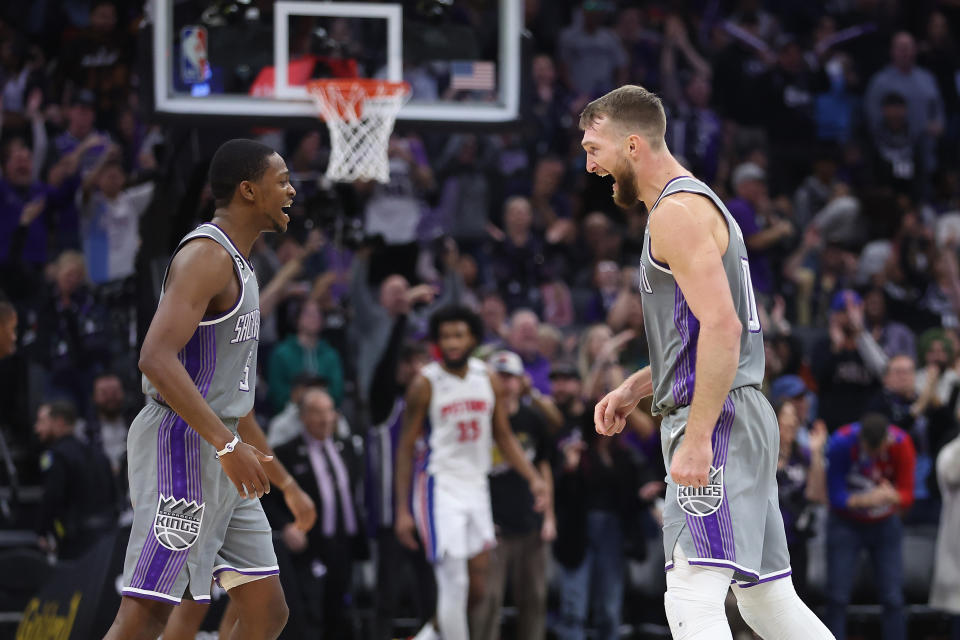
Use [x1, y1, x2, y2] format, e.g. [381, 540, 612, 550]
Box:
[586, 86, 834, 640]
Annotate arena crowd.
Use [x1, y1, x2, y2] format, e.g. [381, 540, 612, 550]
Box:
[1, 1, 960, 638]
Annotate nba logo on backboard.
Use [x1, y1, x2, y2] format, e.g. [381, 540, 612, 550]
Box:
[180, 26, 210, 84]
[154, 495, 205, 551]
[677, 466, 724, 517]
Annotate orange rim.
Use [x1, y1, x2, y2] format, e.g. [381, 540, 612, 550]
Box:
[306, 78, 410, 98]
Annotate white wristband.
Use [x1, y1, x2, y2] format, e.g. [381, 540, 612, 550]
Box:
[216, 435, 240, 459]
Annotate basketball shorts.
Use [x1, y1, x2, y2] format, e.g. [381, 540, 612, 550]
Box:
[121, 403, 278, 604]
[412, 471, 496, 564]
[660, 385, 791, 585]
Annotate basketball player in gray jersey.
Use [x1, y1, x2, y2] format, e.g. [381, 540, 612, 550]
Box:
[105, 139, 314, 640]
[584, 87, 834, 640]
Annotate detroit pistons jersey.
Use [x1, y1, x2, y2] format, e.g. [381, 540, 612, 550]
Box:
[420, 358, 496, 486]
[143, 222, 260, 420]
[638, 176, 765, 416]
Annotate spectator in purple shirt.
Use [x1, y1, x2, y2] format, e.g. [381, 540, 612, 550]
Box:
[726, 162, 795, 298]
[0, 134, 94, 267]
[47, 89, 110, 176]
[863, 288, 916, 358]
[506, 309, 551, 395]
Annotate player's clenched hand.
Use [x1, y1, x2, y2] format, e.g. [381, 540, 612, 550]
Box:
[219, 443, 273, 499]
[670, 434, 713, 488]
[594, 382, 642, 436]
[395, 509, 419, 551]
[284, 483, 317, 532]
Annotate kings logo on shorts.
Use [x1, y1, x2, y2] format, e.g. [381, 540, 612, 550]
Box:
[154, 495, 205, 551]
[677, 465, 724, 517]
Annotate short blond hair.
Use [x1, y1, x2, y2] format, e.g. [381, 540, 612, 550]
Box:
[579, 85, 666, 151]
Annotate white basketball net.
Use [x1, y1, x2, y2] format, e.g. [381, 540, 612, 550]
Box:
[309, 81, 410, 184]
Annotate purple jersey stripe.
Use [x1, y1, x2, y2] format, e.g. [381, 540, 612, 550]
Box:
[671, 286, 700, 406]
[672, 288, 687, 406]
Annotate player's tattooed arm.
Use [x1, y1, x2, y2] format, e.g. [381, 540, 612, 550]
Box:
[651, 195, 742, 488]
[394, 374, 431, 550]
[490, 373, 549, 511]
[139, 239, 273, 498]
[238, 411, 317, 531]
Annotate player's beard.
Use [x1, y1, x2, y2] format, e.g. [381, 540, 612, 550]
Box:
[611, 156, 639, 208]
[442, 352, 470, 370]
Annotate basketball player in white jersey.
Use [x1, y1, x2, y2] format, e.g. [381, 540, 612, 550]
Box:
[394, 305, 548, 640]
[585, 86, 834, 640]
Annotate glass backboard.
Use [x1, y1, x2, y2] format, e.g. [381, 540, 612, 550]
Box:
[152, 0, 521, 123]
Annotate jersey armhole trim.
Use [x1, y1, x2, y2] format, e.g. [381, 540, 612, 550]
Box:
[646, 238, 673, 274]
[190, 234, 246, 326]
[160, 233, 246, 326]
[653, 187, 736, 260]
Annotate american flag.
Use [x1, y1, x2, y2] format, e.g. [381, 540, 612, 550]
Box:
[450, 61, 496, 91]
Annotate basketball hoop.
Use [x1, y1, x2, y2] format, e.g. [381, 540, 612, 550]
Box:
[307, 79, 411, 184]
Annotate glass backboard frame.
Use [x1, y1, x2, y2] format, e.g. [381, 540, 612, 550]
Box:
[151, 0, 522, 123]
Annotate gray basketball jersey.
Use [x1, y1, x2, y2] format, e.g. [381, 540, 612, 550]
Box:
[638, 176, 765, 416]
[143, 223, 260, 420]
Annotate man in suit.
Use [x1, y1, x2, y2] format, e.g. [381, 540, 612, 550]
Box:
[267, 387, 366, 639]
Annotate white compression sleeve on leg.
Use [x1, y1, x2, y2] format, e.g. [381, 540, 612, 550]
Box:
[664, 546, 735, 640]
[734, 576, 835, 639]
[434, 555, 470, 640]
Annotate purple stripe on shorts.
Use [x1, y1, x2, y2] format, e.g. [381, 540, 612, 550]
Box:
[738, 569, 792, 588]
[708, 398, 734, 560]
[130, 409, 178, 588]
[688, 559, 759, 580]
[158, 548, 192, 593]
[135, 326, 218, 595]
[139, 546, 172, 592]
[683, 397, 737, 562]
[121, 589, 180, 604]
[213, 566, 280, 577]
